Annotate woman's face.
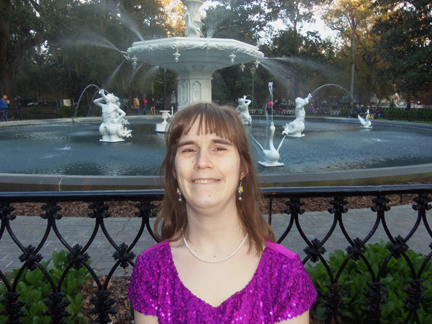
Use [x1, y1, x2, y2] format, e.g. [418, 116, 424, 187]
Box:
[174, 120, 244, 213]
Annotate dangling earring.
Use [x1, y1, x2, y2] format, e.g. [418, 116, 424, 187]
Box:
[237, 181, 244, 201]
[177, 188, 182, 201]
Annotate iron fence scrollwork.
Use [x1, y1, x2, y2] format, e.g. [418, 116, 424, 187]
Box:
[0, 185, 430, 323]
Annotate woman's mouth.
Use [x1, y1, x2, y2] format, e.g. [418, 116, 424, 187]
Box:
[192, 179, 219, 184]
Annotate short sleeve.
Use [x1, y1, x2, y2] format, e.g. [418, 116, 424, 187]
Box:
[128, 253, 159, 316]
[272, 254, 317, 321]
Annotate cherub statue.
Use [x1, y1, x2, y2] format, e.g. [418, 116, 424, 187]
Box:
[94, 90, 132, 142]
[282, 93, 312, 137]
[235, 95, 252, 125]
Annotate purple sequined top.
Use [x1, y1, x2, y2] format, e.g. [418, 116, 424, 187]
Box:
[128, 241, 317, 323]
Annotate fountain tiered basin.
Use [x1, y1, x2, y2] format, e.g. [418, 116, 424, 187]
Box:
[128, 37, 263, 110]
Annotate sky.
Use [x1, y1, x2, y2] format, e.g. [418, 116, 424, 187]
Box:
[198, 1, 338, 44]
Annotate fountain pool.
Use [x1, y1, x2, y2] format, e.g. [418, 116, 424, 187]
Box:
[1, 116, 432, 191]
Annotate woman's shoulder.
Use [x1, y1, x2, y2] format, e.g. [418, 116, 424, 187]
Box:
[265, 241, 298, 260]
[135, 240, 170, 265]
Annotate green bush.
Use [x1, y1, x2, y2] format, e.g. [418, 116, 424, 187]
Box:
[383, 108, 432, 122]
[306, 240, 432, 324]
[0, 250, 94, 324]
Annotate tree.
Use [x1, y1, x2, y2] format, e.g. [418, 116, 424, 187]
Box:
[2, 0, 178, 106]
[373, 0, 432, 108]
[268, 0, 326, 39]
[261, 29, 337, 101]
[322, 0, 382, 105]
[0, 0, 47, 101]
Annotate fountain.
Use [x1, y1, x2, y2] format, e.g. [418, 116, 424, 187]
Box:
[93, 90, 132, 142]
[126, 0, 264, 110]
[236, 95, 252, 125]
[358, 109, 373, 128]
[252, 122, 286, 167]
[250, 82, 287, 167]
[2, 2, 432, 191]
[283, 94, 312, 137]
[155, 110, 172, 133]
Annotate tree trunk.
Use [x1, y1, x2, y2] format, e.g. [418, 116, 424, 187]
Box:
[0, 4, 12, 99]
[365, 73, 372, 105]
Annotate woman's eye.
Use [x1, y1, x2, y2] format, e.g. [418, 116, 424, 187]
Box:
[214, 146, 227, 151]
[182, 147, 195, 153]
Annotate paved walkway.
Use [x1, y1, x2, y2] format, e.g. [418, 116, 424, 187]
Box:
[0, 205, 430, 276]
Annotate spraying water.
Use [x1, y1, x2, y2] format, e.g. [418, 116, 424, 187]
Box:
[311, 83, 356, 102]
[105, 1, 144, 41]
[75, 34, 125, 55]
[104, 59, 126, 88]
[74, 84, 100, 117]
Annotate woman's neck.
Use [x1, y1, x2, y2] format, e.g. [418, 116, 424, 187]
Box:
[183, 204, 246, 254]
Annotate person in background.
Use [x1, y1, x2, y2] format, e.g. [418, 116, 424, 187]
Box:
[133, 96, 140, 115]
[140, 94, 148, 115]
[150, 97, 156, 114]
[274, 99, 282, 115]
[376, 105, 384, 119]
[0, 95, 10, 121]
[309, 104, 316, 115]
[128, 102, 317, 324]
[266, 99, 274, 115]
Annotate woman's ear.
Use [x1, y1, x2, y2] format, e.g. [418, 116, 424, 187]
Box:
[240, 165, 248, 180]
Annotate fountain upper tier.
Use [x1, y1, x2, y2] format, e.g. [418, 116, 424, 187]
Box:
[127, 37, 264, 109]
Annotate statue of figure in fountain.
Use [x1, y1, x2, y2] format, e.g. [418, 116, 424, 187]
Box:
[358, 109, 372, 128]
[235, 95, 252, 125]
[182, 0, 203, 38]
[94, 90, 132, 142]
[283, 93, 312, 137]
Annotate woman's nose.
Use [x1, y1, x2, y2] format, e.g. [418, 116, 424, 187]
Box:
[194, 150, 213, 170]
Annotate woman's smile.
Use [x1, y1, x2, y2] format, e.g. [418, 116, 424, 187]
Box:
[192, 179, 220, 184]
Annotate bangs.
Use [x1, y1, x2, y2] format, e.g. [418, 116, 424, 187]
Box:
[169, 103, 238, 146]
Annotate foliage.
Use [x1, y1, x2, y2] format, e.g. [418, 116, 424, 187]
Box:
[372, 0, 432, 105]
[306, 240, 432, 323]
[261, 29, 338, 101]
[0, 250, 94, 324]
[321, 0, 389, 105]
[383, 108, 432, 122]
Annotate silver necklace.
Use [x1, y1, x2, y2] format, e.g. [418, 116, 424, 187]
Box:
[183, 234, 248, 263]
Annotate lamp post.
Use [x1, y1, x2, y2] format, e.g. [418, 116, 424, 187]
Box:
[251, 66, 256, 108]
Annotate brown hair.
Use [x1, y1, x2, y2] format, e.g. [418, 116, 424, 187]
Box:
[154, 102, 275, 254]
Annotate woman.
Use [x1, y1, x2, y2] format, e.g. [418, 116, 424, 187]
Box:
[128, 103, 316, 323]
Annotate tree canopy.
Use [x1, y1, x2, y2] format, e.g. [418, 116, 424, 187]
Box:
[372, 0, 432, 107]
[0, 0, 431, 109]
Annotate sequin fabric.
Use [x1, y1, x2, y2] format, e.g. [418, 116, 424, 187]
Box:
[128, 241, 317, 323]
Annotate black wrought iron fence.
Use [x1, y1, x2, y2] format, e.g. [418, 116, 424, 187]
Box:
[0, 184, 431, 324]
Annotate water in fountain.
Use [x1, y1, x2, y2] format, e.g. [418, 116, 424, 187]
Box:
[74, 84, 100, 117]
[104, 1, 144, 42]
[311, 83, 356, 102]
[272, 57, 339, 75]
[141, 66, 159, 84]
[103, 59, 126, 88]
[74, 34, 127, 57]
[204, 9, 225, 38]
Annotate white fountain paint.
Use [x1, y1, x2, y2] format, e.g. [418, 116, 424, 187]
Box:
[155, 110, 172, 133]
[250, 82, 286, 167]
[94, 90, 132, 142]
[283, 93, 312, 137]
[358, 109, 372, 128]
[252, 122, 286, 167]
[236, 95, 252, 125]
[127, 0, 264, 110]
